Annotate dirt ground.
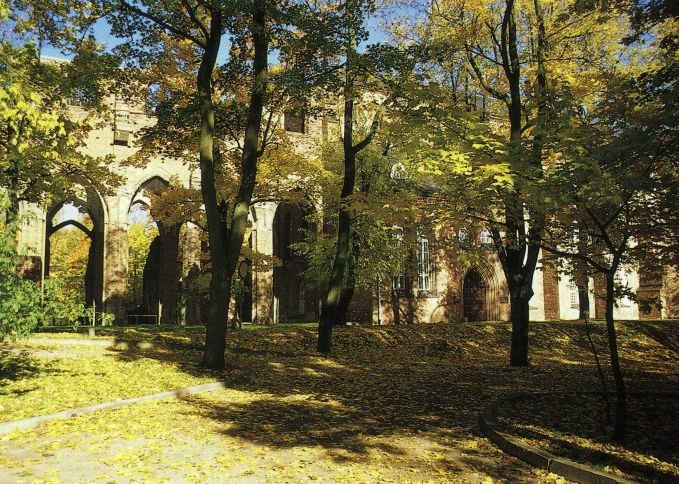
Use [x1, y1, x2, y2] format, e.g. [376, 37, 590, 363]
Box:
[0, 321, 676, 482]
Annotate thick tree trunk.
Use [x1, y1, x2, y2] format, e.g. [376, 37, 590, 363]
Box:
[509, 280, 531, 366]
[202, 0, 267, 368]
[467, 0, 546, 366]
[503, 0, 545, 367]
[317, 0, 385, 350]
[197, 11, 229, 369]
[605, 271, 626, 441]
[505, 0, 535, 367]
[318, 172, 354, 351]
[501, 185, 540, 367]
[318, 11, 358, 352]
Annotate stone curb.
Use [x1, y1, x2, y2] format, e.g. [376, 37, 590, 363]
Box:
[0, 381, 226, 437]
[480, 392, 638, 484]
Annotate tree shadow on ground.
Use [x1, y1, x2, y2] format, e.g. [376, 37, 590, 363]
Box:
[0, 349, 64, 400]
[0, 350, 44, 381]
[105, 323, 679, 480]
[501, 418, 679, 482]
[178, 389, 534, 481]
[496, 391, 679, 482]
[623, 321, 679, 354]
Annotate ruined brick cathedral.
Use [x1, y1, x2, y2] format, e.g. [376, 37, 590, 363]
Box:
[13, 88, 677, 326]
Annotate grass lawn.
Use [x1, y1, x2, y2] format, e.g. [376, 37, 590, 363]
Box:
[1, 321, 677, 482]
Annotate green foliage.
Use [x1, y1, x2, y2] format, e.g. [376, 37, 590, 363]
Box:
[127, 215, 159, 309]
[99, 312, 115, 326]
[0, 224, 42, 341]
[1, 195, 87, 338]
[41, 277, 86, 327]
[293, 142, 420, 294]
[48, 221, 91, 300]
[0, 16, 121, 222]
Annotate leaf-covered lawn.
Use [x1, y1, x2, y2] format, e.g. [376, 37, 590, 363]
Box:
[0, 321, 676, 482]
[496, 393, 679, 482]
[0, 341, 214, 420]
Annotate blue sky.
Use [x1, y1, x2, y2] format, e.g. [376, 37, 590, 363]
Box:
[39, 7, 392, 62]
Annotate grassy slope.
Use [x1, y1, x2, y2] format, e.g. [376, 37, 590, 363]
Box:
[2, 321, 676, 421]
[0, 321, 676, 482]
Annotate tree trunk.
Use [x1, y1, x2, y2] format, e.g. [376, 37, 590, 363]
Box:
[468, 0, 545, 366]
[505, 0, 536, 367]
[197, 11, 229, 369]
[336, 234, 359, 325]
[578, 281, 590, 319]
[509, 281, 531, 366]
[202, 0, 267, 368]
[318, 8, 358, 352]
[605, 271, 626, 441]
[318, 188, 354, 351]
[503, 0, 545, 367]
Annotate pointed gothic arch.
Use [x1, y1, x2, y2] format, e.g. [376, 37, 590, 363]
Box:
[126, 176, 183, 324]
[462, 261, 501, 321]
[44, 189, 106, 308]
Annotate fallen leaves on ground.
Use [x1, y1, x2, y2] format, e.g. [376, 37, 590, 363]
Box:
[0, 320, 676, 482]
[0, 343, 213, 420]
[496, 393, 679, 482]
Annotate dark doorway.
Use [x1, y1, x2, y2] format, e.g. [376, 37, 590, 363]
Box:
[463, 267, 487, 321]
[273, 202, 316, 323]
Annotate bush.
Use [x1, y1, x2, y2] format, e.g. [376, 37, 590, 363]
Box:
[41, 277, 86, 328]
[0, 196, 86, 340]
[0, 218, 42, 340]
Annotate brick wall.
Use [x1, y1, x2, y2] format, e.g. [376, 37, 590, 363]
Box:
[593, 273, 606, 319]
[348, 289, 373, 324]
[542, 263, 560, 320]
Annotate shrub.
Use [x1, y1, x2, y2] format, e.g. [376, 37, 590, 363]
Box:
[41, 277, 86, 327]
[0, 217, 42, 340]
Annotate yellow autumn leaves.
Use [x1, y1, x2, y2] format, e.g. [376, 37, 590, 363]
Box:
[1, 321, 676, 482]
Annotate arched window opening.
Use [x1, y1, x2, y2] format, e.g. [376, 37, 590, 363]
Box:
[480, 227, 493, 245]
[273, 202, 316, 323]
[47, 202, 93, 304]
[127, 177, 181, 325]
[127, 203, 159, 315]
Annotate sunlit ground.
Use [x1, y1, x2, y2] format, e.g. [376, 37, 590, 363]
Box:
[1, 321, 676, 482]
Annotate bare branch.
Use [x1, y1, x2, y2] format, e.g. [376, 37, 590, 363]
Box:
[180, 0, 210, 41]
[466, 47, 509, 106]
[119, 0, 206, 48]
